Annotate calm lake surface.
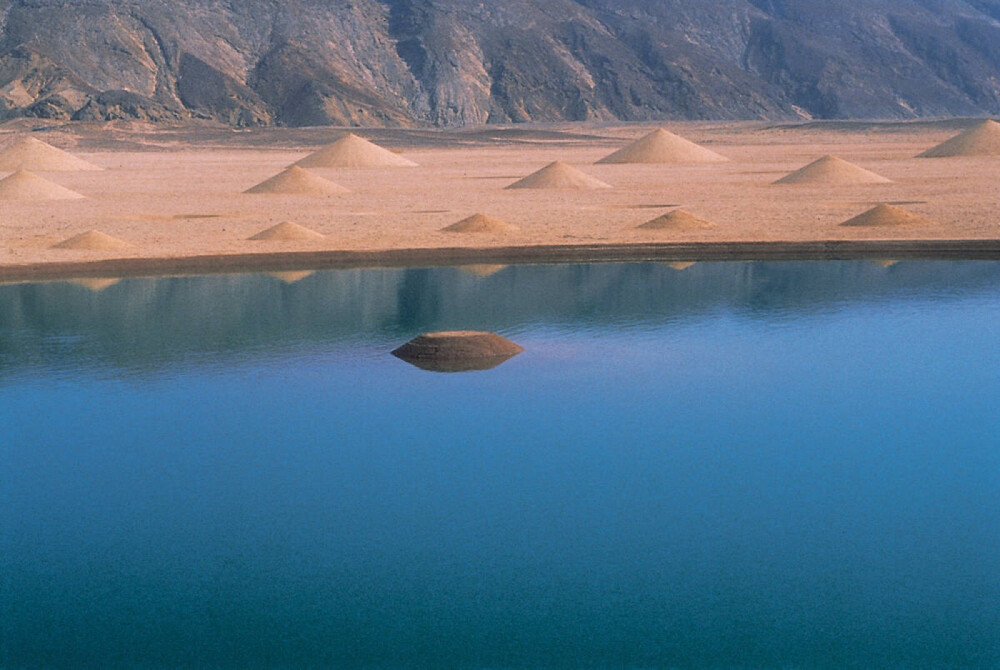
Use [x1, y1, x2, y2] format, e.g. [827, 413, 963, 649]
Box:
[2, 261, 1000, 669]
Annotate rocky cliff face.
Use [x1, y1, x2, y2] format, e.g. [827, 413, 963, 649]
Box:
[0, 0, 998, 127]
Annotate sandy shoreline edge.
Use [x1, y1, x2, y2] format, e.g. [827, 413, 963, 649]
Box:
[4, 239, 1000, 282]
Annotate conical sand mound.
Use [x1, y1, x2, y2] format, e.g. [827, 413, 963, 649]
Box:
[0, 170, 86, 200]
[249, 221, 326, 241]
[296, 133, 418, 168]
[442, 213, 520, 233]
[637, 209, 717, 231]
[267, 270, 315, 283]
[392, 331, 524, 372]
[597, 128, 729, 164]
[918, 120, 1000, 157]
[52, 230, 131, 251]
[244, 166, 350, 195]
[774, 155, 892, 185]
[839, 204, 936, 227]
[0, 137, 102, 171]
[506, 161, 611, 189]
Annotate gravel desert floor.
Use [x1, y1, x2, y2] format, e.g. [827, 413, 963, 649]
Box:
[0, 117, 997, 280]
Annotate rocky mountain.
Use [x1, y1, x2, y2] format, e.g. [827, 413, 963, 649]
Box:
[0, 0, 998, 127]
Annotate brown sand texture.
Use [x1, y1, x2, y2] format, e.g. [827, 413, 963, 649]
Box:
[638, 209, 717, 231]
[53, 230, 131, 250]
[0, 136, 102, 171]
[597, 128, 729, 164]
[774, 155, 893, 185]
[918, 120, 1000, 157]
[506, 161, 611, 189]
[839, 204, 937, 227]
[244, 165, 350, 195]
[249, 221, 326, 241]
[296, 133, 418, 168]
[0, 120, 998, 277]
[442, 213, 520, 234]
[0, 169, 86, 200]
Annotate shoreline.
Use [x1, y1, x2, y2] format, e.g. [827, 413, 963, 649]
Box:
[4, 238, 1000, 282]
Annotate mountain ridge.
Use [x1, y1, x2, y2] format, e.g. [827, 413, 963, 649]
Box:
[0, 0, 998, 127]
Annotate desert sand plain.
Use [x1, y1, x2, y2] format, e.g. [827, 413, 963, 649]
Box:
[0, 117, 997, 281]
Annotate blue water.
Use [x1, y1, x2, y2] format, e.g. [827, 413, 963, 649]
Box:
[2, 262, 1000, 669]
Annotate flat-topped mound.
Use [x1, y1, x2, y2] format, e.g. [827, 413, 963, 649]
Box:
[244, 166, 350, 195]
[667, 262, 697, 271]
[918, 120, 1000, 157]
[774, 155, 892, 185]
[506, 161, 611, 189]
[442, 213, 520, 233]
[249, 221, 326, 241]
[459, 264, 508, 277]
[597, 128, 729, 164]
[0, 137, 102, 171]
[0, 169, 86, 200]
[296, 133, 418, 168]
[68, 277, 120, 291]
[839, 204, 936, 227]
[267, 270, 315, 283]
[392, 330, 524, 372]
[637, 209, 717, 230]
[52, 230, 131, 251]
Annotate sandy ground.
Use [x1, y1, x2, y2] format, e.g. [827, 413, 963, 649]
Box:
[0, 118, 997, 279]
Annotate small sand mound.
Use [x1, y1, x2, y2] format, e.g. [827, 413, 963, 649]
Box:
[267, 270, 315, 283]
[0, 137, 102, 171]
[244, 166, 350, 195]
[839, 204, 936, 227]
[392, 330, 524, 372]
[506, 161, 611, 189]
[637, 209, 717, 231]
[52, 230, 131, 251]
[459, 264, 508, 277]
[597, 128, 729, 164]
[249, 221, 326, 241]
[871, 259, 900, 268]
[68, 277, 121, 291]
[774, 155, 892, 185]
[0, 169, 86, 200]
[667, 262, 697, 271]
[442, 213, 520, 234]
[296, 133, 418, 168]
[918, 120, 1000, 157]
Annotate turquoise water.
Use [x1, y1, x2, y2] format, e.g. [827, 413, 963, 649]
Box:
[2, 262, 1000, 669]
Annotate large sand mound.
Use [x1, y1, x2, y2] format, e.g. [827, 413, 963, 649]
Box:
[392, 330, 524, 372]
[52, 230, 131, 251]
[774, 155, 892, 185]
[839, 204, 936, 227]
[442, 213, 520, 233]
[506, 161, 611, 189]
[249, 221, 326, 241]
[597, 128, 729, 164]
[637, 209, 717, 230]
[0, 137, 102, 171]
[296, 133, 418, 168]
[0, 169, 86, 200]
[918, 120, 1000, 157]
[244, 165, 350, 195]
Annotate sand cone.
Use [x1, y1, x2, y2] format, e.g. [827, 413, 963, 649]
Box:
[839, 204, 936, 227]
[774, 155, 892, 185]
[506, 161, 611, 189]
[597, 128, 729, 164]
[0, 137, 102, 171]
[244, 166, 350, 195]
[52, 230, 131, 251]
[441, 213, 520, 233]
[459, 264, 508, 278]
[0, 169, 86, 200]
[666, 262, 697, 271]
[266, 270, 315, 283]
[296, 133, 418, 168]
[637, 209, 717, 231]
[918, 120, 1000, 158]
[249, 221, 326, 241]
